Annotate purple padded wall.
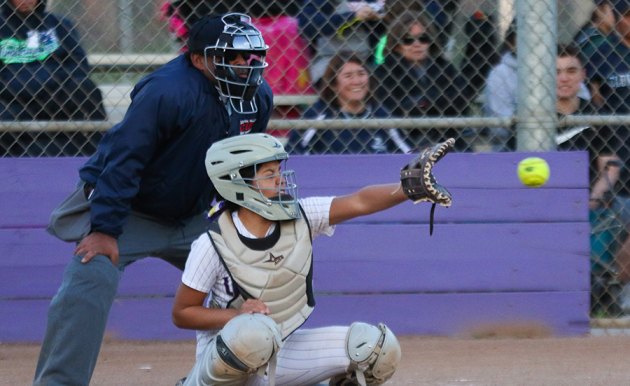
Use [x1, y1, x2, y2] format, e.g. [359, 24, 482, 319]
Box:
[0, 151, 590, 342]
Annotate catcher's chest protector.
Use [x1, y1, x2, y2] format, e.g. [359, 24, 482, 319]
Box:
[208, 211, 314, 339]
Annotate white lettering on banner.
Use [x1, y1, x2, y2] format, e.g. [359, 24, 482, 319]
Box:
[608, 73, 630, 88]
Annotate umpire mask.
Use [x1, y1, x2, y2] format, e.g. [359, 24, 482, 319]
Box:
[201, 13, 268, 113]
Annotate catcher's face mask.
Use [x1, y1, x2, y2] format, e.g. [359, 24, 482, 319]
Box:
[241, 161, 300, 220]
[205, 133, 300, 221]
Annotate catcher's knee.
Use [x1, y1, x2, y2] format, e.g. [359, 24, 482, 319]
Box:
[342, 322, 401, 385]
[208, 314, 282, 379]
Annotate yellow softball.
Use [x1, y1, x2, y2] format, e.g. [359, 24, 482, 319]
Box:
[517, 157, 550, 187]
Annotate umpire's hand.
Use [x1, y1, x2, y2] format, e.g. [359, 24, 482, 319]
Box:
[75, 232, 120, 266]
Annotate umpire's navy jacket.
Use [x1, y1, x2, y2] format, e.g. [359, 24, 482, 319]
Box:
[80, 55, 273, 238]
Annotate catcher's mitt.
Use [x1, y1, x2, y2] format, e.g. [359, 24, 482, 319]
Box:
[400, 138, 455, 235]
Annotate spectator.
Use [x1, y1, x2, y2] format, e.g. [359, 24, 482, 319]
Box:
[555, 44, 622, 316]
[584, 0, 630, 113]
[159, 1, 289, 48]
[160, 0, 238, 46]
[33, 13, 273, 386]
[557, 40, 626, 314]
[586, 0, 630, 296]
[584, 0, 630, 195]
[373, 0, 452, 66]
[555, 44, 618, 206]
[160, 2, 302, 54]
[459, 10, 500, 106]
[0, 0, 107, 156]
[483, 21, 591, 151]
[252, 8, 314, 138]
[286, 51, 410, 154]
[374, 11, 470, 149]
[298, 0, 386, 88]
[573, 0, 616, 61]
[375, 6, 497, 100]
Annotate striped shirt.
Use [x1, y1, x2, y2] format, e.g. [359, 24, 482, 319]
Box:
[182, 196, 336, 360]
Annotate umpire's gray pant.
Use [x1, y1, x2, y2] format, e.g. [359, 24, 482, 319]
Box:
[33, 182, 208, 386]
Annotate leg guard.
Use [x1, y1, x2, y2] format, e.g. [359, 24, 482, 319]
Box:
[219, 313, 282, 372]
[188, 313, 282, 385]
[333, 322, 401, 386]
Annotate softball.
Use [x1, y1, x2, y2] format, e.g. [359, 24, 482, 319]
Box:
[517, 157, 550, 187]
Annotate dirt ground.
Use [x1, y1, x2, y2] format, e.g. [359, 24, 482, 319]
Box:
[3, 332, 630, 386]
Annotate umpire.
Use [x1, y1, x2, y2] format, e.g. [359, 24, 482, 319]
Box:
[33, 13, 273, 386]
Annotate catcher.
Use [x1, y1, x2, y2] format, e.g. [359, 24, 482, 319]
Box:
[172, 133, 454, 386]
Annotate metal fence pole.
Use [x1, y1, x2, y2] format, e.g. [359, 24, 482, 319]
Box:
[118, 0, 134, 54]
[516, 0, 557, 151]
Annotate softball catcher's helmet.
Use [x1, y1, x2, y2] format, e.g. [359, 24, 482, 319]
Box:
[205, 133, 300, 221]
[192, 13, 268, 113]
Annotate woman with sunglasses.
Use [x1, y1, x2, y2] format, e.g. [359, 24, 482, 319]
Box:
[374, 11, 471, 149]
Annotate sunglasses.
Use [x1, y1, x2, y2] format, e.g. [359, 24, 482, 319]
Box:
[401, 34, 431, 45]
[225, 51, 252, 62]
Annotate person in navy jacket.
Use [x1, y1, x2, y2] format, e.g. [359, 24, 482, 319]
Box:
[34, 13, 273, 386]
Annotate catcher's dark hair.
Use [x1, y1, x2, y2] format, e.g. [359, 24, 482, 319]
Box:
[220, 197, 240, 213]
[239, 165, 255, 180]
[212, 163, 263, 213]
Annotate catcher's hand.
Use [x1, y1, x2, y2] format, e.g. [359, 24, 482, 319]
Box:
[400, 138, 455, 234]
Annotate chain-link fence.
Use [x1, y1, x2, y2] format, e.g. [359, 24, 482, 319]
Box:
[1, 0, 630, 323]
